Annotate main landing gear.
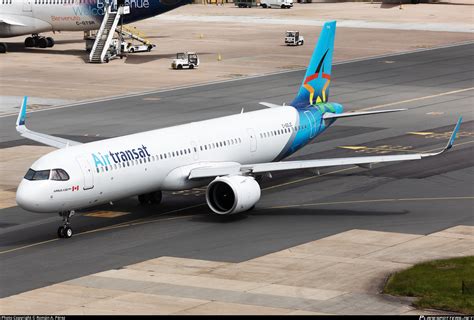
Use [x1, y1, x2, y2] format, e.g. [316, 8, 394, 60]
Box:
[57, 210, 75, 239]
[138, 191, 162, 205]
[24, 35, 55, 49]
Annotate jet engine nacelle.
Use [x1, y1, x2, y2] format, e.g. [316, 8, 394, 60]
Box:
[206, 175, 261, 215]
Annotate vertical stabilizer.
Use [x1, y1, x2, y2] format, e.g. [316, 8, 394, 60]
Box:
[291, 21, 336, 108]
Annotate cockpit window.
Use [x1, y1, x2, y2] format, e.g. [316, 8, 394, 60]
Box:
[24, 169, 35, 180]
[24, 169, 50, 181]
[51, 169, 70, 181]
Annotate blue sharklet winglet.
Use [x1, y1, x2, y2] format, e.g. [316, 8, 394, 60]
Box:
[446, 116, 462, 150]
[16, 96, 28, 127]
[15, 97, 82, 149]
[420, 117, 462, 157]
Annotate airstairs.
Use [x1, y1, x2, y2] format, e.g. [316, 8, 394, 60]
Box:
[89, 4, 129, 63]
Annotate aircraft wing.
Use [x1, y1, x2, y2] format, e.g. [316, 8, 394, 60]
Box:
[16, 97, 82, 149]
[189, 117, 462, 179]
[0, 15, 26, 26]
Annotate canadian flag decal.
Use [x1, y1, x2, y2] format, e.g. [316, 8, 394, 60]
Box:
[72, 185, 80, 191]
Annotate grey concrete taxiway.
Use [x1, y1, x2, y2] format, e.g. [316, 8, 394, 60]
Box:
[0, 43, 473, 298]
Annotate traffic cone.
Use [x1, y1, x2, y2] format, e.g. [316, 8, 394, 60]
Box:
[217, 53, 222, 61]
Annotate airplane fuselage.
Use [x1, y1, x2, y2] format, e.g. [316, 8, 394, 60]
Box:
[16, 103, 342, 213]
[0, 0, 188, 37]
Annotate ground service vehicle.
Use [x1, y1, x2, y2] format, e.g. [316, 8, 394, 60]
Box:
[171, 52, 199, 69]
[285, 31, 304, 46]
[121, 42, 155, 53]
[261, 0, 293, 8]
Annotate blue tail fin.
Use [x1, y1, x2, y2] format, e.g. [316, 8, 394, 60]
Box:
[291, 21, 336, 108]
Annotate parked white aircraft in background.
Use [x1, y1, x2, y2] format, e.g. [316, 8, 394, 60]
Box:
[15, 21, 461, 238]
[0, 0, 189, 52]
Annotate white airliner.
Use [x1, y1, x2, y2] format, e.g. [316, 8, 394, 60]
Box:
[0, 0, 189, 53]
[15, 21, 461, 238]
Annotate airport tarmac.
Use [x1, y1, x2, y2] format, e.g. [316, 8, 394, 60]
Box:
[1, 2, 473, 104]
[1, 226, 472, 315]
[0, 41, 473, 310]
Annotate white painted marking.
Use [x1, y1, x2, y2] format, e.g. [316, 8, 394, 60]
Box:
[358, 87, 474, 111]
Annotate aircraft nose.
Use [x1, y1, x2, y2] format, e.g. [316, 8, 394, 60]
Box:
[16, 180, 44, 212]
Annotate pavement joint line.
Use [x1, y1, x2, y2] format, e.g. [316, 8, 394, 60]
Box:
[1, 41, 473, 119]
[269, 196, 474, 209]
[357, 87, 474, 111]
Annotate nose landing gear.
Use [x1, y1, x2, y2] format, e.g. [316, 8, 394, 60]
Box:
[57, 210, 75, 239]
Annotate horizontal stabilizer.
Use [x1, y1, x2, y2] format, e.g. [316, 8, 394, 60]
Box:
[259, 102, 286, 108]
[323, 108, 406, 120]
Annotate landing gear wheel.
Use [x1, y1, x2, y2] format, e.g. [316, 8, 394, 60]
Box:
[38, 37, 48, 48]
[57, 226, 65, 238]
[46, 37, 55, 48]
[0, 43, 6, 53]
[25, 37, 36, 48]
[262, 3, 267, 8]
[58, 210, 75, 239]
[63, 226, 73, 238]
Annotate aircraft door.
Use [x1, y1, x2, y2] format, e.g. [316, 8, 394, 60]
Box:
[22, 0, 32, 12]
[76, 156, 94, 190]
[247, 128, 257, 152]
[191, 141, 199, 160]
[304, 111, 317, 138]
